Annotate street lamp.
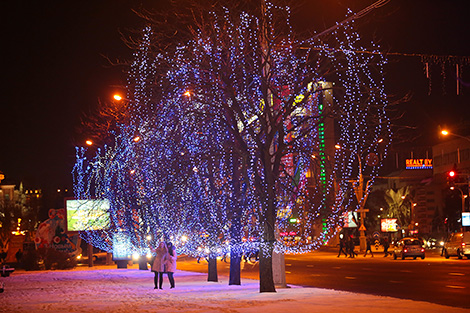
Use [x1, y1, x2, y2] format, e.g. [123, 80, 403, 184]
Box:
[335, 139, 383, 251]
[440, 129, 470, 143]
[450, 186, 468, 230]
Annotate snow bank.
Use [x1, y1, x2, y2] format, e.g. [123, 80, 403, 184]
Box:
[1, 267, 467, 313]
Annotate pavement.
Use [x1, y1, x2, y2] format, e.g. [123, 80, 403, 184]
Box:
[2, 247, 467, 313]
[2, 263, 469, 313]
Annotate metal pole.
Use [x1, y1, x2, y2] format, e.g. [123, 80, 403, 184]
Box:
[357, 154, 367, 252]
[87, 243, 93, 267]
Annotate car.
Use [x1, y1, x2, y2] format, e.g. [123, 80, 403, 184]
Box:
[392, 237, 425, 260]
[443, 231, 470, 259]
[77, 252, 109, 263]
[425, 238, 440, 249]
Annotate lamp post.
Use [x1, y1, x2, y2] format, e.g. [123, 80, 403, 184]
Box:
[335, 139, 383, 251]
[441, 129, 470, 229]
[440, 130, 470, 143]
[450, 186, 468, 231]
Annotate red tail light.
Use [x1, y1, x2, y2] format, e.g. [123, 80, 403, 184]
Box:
[404, 249, 408, 253]
[421, 248, 425, 252]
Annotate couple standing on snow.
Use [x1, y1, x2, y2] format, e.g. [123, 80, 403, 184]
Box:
[152, 241, 177, 289]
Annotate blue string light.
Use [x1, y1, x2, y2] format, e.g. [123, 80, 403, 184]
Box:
[72, 2, 391, 258]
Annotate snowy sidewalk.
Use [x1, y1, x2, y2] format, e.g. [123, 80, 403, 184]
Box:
[1, 266, 468, 313]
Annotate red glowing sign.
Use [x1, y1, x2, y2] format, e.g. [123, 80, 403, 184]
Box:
[381, 219, 398, 232]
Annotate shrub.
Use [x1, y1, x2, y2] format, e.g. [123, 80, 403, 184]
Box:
[23, 248, 77, 270]
[21, 249, 41, 271]
[40, 248, 77, 270]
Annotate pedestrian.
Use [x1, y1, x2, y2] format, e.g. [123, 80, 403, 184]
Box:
[364, 237, 374, 257]
[151, 241, 168, 290]
[383, 238, 390, 257]
[15, 249, 23, 263]
[337, 237, 348, 257]
[0, 250, 6, 263]
[164, 241, 177, 289]
[348, 236, 357, 258]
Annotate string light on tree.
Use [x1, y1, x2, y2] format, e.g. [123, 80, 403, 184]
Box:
[73, 1, 392, 290]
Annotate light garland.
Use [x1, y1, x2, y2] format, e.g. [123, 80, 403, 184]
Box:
[72, 2, 391, 258]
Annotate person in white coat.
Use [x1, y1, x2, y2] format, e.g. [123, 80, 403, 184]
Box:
[164, 241, 177, 289]
[151, 241, 168, 289]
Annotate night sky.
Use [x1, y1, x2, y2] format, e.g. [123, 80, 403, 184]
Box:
[1, 0, 469, 203]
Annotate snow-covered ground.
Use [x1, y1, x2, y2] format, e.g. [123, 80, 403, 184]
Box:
[1, 265, 468, 313]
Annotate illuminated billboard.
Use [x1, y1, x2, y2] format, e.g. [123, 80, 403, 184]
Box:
[381, 218, 398, 232]
[66, 199, 110, 232]
[342, 211, 358, 228]
[462, 212, 470, 227]
[405, 159, 432, 170]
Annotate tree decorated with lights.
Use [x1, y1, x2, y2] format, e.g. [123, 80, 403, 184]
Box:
[73, 1, 392, 292]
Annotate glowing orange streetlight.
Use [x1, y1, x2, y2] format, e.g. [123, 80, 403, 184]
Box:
[113, 94, 123, 101]
[133, 136, 141, 143]
[85, 140, 93, 146]
[183, 91, 192, 97]
[440, 129, 470, 142]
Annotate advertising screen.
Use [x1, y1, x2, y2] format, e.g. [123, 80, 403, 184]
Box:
[381, 218, 398, 232]
[462, 212, 470, 227]
[342, 211, 358, 228]
[66, 199, 110, 231]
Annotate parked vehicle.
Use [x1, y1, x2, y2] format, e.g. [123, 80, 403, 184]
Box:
[77, 252, 108, 263]
[392, 237, 425, 260]
[443, 231, 470, 259]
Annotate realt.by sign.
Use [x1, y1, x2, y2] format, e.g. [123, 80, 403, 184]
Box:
[406, 159, 433, 169]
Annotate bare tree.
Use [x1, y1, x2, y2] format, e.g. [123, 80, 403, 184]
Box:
[74, 0, 392, 293]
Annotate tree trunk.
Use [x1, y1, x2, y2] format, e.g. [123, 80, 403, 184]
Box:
[229, 210, 242, 285]
[229, 248, 241, 285]
[138, 257, 148, 270]
[259, 240, 275, 292]
[87, 243, 93, 267]
[258, 163, 277, 293]
[272, 250, 286, 288]
[207, 255, 218, 282]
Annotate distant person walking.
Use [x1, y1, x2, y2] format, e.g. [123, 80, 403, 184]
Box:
[364, 237, 374, 257]
[15, 249, 23, 263]
[337, 237, 348, 257]
[164, 242, 177, 289]
[0, 250, 6, 263]
[151, 241, 168, 290]
[348, 236, 357, 258]
[383, 238, 390, 257]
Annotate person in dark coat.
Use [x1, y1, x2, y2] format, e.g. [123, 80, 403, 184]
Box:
[364, 237, 374, 257]
[383, 238, 390, 257]
[164, 242, 177, 289]
[348, 236, 357, 258]
[0, 250, 6, 263]
[15, 249, 23, 263]
[337, 237, 348, 257]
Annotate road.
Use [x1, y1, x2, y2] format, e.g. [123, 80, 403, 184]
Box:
[177, 248, 470, 309]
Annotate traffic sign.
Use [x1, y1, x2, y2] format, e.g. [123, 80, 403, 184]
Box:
[372, 231, 380, 239]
